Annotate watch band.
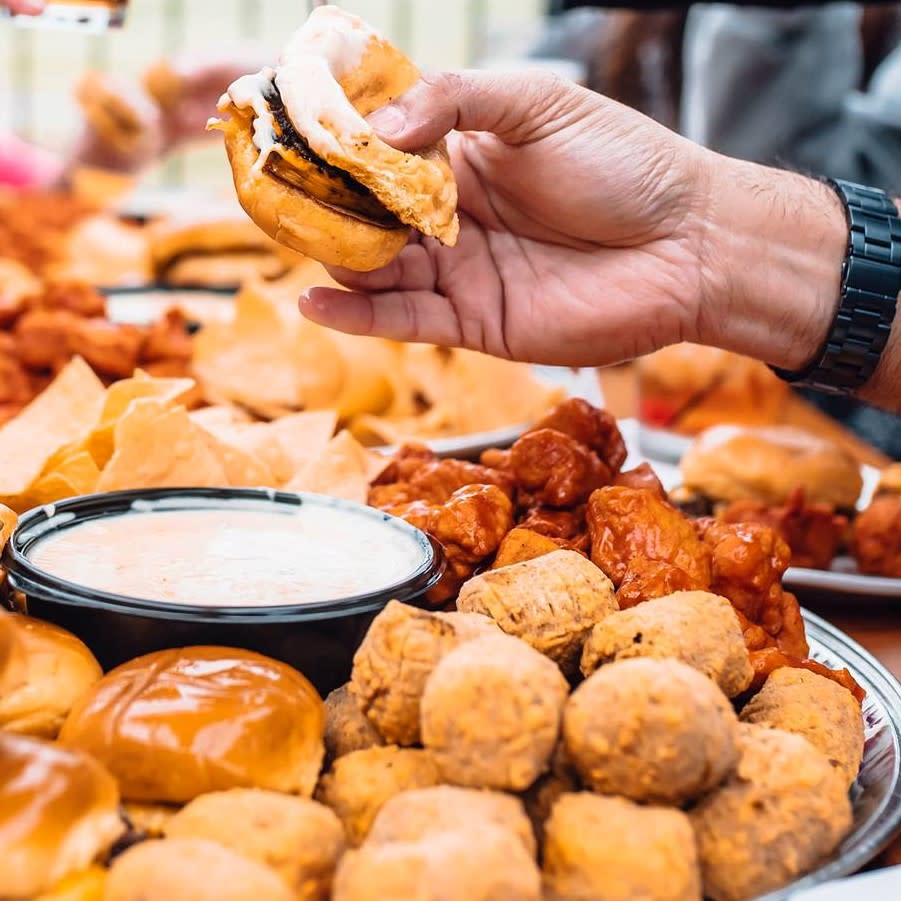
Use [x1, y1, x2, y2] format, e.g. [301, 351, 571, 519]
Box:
[771, 179, 901, 395]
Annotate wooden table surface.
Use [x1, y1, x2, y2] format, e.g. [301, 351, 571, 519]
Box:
[596, 363, 901, 865]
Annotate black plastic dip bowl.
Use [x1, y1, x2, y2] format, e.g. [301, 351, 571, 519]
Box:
[1, 488, 442, 695]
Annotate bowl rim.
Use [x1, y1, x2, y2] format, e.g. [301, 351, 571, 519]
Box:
[3, 487, 443, 623]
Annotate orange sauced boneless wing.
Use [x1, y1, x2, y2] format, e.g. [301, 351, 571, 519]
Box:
[614, 557, 708, 609]
[587, 486, 712, 588]
[852, 495, 901, 578]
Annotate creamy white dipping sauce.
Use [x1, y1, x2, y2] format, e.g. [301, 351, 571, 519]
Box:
[29, 506, 426, 607]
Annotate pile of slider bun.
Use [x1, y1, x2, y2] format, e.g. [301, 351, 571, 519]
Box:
[0, 469, 866, 901]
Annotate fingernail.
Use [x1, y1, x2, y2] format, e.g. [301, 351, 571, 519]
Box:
[367, 104, 406, 137]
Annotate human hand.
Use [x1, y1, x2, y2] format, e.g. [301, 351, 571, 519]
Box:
[300, 69, 846, 373]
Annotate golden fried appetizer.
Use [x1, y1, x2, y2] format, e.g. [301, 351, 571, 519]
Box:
[0, 615, 102, 739]
[458, 550, 617, 676]
[690, 724, 852, 901]
[490, 527, 564, 570]
[543, 793, 701, 901]
[349, 601, 485, 746]
[367, 786, 536, 856]
[35, 865, 106, 901]
[105, 838, 295, 901]
[165, 789, 345, 901]
[614, 557, 709, 608]
[433, 610, 501, 641]
[59, 647, 324, 803]
[740, 668, 865, 787]
[315, 746, 440, 846]
[530, 397, 627, 474]
[564, 659, 739, 804]
[324, 684, 386, 763]
[333, 826, 541, 901]
[580, 591, 753, 698]
[421, 633, 568, 791]
[1, 733, 123, 899]
[587, 486, 713, 587]
[122, 803, 177, 838]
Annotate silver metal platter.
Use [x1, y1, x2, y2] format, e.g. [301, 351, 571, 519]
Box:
[755, 610, 901, 899]
[785, 559, 901, 601]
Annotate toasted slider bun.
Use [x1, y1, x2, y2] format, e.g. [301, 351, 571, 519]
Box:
[59, 646, 325, 804]
[681, 425, 863, 509]
[0, 615, 102, 739]
[0, 733, 122, 899]
[0, 610, 26, 696]
[212, 6, 458, 272]
[148, 216, 292, 287]
[75, 71, 158, 157]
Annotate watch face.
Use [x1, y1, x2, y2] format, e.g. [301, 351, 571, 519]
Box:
[3, 1, 130, 32]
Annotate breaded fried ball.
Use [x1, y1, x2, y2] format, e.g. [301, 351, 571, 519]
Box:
[740, 667, 865, 787]
[350, 601, 481, 746]
[164, 789, 344, 901]
[367, 786, 536, 856]
[421, 634, 569, 791]
[458, 550, 616, 676]
[104, 838, 294, 901]
[315, 746, 440, 846]
[580, 591, 753, 697]
[123, 803, 177, 837]
[332, 826, 541, 901]
[543, 793, 701, 901]
[324, 685, 385, 763]
[433, 611, 501, 641]
[690, 724, 853, 901]
[563, 658, 739, 804]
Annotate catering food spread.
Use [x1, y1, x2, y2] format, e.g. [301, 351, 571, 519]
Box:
[28, 503, 429, 606]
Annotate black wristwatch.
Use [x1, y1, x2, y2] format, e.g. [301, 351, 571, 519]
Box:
[771, 178, 901, 396]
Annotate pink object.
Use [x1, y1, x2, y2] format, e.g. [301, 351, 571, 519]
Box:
[0, 133, 62, 188]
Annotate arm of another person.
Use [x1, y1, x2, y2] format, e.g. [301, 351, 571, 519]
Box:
[299, 70, 901, 412]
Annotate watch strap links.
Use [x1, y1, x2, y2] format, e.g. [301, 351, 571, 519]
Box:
[771, 179, 901, 395]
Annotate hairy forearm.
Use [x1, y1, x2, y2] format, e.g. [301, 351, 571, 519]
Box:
[697, 154, 900, 412]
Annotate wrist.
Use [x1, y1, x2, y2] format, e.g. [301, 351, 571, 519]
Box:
[693, 154, 846, 371]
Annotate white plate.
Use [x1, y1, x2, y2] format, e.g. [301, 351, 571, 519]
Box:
[106, 289, 236, 326]
[785, 557, 901, 600]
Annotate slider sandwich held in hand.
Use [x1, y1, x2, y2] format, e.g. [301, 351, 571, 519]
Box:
[209, 5, 459, 272]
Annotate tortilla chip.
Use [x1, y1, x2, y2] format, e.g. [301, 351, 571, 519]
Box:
[285, 431, 388, 504]
[324, 332, 397, 419]
[293, 318, 345, 410]
[0, 358, 105, 500]
[16, 451, 101, 511]
[196, 427, 275, 488]
[192, 285, 303, 415]
[491, 528, 561, 570]
[97, 398, 229, 491]
[85, 371, 195, 468]
[188, 405, 252, 430]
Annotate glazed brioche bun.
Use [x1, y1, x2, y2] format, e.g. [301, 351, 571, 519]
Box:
[212, 6, 458, 272]
[59, 646, 325, 804]
[681, 425, 864, 509]
[35, 866, 106, 901]
[0, 615, 102, 739]
[0, 733, 123, 899]
[105, 838, 295, 901]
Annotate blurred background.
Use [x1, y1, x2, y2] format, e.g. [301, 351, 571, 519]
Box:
[0, 0, 546, 188]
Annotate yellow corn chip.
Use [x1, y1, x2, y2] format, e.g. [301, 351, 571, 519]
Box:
[97, 398, 229, 492]
[0, 505, 15, 551]
[0, 358, 105, 500]
[17, 451, 101, 511]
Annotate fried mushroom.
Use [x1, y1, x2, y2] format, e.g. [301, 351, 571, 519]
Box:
[332, 826, 541, 901]
[315, 746, 440, 846]
[690, 724, 853, 901]
[164, 789, 344, 901]
[457, 550, 617, 677]
[367, 785, 536, 856]
[579, 591, 753, 698]
[323, 684, 385, 763]
[421, 634, 569, 791]
[563, 658, 739, 805]
[740, 667, 865, 787]
[542, 793, 701, 901]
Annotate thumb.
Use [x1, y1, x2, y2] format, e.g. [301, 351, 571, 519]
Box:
[367, 68, 585, 150]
